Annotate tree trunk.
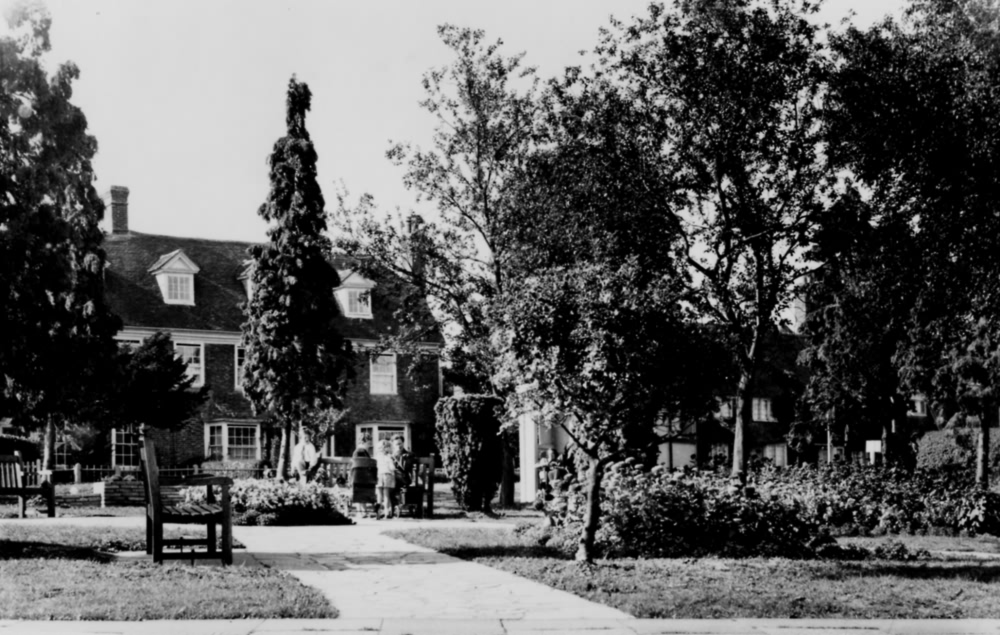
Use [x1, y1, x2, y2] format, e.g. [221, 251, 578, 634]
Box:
[498, 429, 516, 509]
[42, 417, 57, 472]
[826, 425, 833, 464]
[276, 420, 292, 480]
[575, 455, 606, 563]
[732, 371, 754, 480]
[977, 414, 989, 490]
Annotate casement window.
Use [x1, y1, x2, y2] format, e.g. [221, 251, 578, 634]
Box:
[235, 346, 246, 391]
[112, 426, 139, 469]
[763, 443, 788, 467]
[370, 353, 397, 395]
[205, 423, 260, 461]
[175, 342, 204, 386]
[166, 274, 192, 303]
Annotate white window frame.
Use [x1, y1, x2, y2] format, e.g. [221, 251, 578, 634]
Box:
[175, 342, 204, 387]
[165, 273, 194, 305]
[112, 426, 140, 470]
[347, 289, 372, 318]
[370, 353, 397, 395]
[356, 423, 410, 455]
[204, 422, 261, 461]
[752, 398, 775, 422]
[235, 346, 246, 391]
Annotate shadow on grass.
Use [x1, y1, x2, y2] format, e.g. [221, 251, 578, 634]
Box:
[817, 561, 1000, 582]
[0, 540, 113, 562]
[439, 545, 571, 560]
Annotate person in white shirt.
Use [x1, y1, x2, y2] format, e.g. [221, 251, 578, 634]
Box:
[292, 430, 319, 485]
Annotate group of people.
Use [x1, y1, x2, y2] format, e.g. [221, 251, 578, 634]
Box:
[351, 434, 413, 519]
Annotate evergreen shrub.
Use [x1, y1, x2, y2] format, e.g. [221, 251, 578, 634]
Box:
[434, 395, 503, 511]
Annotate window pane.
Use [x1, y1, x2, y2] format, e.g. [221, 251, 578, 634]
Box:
[114, 427, 139, 468]
[370, 354, 396, 394]
[208, 424, 223, 460]
[235, 346, 246, 389]
[176, 344, 202, 384]
[227, 425, 257, 461]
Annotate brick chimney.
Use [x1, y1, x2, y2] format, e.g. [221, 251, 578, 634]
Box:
[407, 213, 424, 279]
[103, 186, 130, 234]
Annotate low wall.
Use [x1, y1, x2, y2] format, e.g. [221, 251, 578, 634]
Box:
[94, 481, 183, 507]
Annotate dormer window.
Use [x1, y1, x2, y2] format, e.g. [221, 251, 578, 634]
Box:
[345, 289, 371, 318]
[148, 249, 200, 306]
[334, 269, 375, 319]
[167, 274, 192, 303]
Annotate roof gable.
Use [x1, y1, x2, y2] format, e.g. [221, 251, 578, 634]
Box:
[148, 249, 201, 275]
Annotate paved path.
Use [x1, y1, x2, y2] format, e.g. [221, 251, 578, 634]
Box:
[5, 516, 1000, 633]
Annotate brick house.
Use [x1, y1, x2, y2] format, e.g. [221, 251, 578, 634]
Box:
[101, 186, 442, 469]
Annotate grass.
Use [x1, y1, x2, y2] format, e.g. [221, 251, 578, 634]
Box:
[0, 523, 332, 620]
[387, 526, 1000, 619]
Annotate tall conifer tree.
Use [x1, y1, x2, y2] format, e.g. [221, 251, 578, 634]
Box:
[241, 77, 353, 478]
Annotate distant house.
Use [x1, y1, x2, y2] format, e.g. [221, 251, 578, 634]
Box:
[101, 186, 442, 469]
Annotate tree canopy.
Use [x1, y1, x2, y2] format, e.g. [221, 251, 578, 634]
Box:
[0, 3, 120, 467]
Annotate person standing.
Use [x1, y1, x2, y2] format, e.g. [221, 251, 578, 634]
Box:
[391, 435, 413, 516]
[291, 430, 319, 485]
[375, 439, 396, 519]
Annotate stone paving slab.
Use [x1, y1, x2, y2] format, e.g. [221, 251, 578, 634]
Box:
[234, 523, 631, 621]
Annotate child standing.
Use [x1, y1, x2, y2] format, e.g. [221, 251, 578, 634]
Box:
[375, 440, 396, 519]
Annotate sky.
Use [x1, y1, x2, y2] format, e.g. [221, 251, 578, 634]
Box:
[14, 0, 906, 243]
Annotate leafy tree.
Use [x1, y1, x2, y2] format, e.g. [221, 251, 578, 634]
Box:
[242, 77, 354, 479]
[334, 25, 544, 505]
[826, 0, 1000, 471]
[799, 193, 925, 464]
[599, 0, 832, 477]
[0, 2, 120, 469]
[933, 319, 1000, 488]
[106, 333, 206, 434]
[495, 81, 726, 562]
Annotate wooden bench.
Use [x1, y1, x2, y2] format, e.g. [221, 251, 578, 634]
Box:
[140, 437, 233, 565]
[0, 452, 54, 518]
[320, 454, 436, 518]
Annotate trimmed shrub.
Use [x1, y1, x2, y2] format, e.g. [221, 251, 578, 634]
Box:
[434, 395, 503, 512]
[752, 462, 1000, 537]
[591, 462, 821, 559]
[182, 479, 351, 526]
[916, 428, 1000, 476]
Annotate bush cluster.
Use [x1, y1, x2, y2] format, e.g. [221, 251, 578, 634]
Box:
[183, 479, 351, 526]
[752, 463, 1000, 537]
[533, 459, 1000, 560]
[535, 459, 822, 559]
[434, 395, 503, 512]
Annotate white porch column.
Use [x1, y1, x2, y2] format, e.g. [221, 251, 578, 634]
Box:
[518, 411, 539, 504]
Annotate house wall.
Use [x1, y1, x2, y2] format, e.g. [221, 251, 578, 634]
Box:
[146, 346, 440, 466]
[333, 353, 440, 458]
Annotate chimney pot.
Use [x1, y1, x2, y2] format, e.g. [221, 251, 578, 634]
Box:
[104, 186, 129, 234]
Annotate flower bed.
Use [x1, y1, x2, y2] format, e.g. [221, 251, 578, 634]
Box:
[183, 479, 352, 526]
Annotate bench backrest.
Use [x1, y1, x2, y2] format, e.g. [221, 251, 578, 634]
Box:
[139, 437, 162, 511]
[0, 452, 24, 489]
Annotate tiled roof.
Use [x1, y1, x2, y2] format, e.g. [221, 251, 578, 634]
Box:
[104, 231, 441, 343]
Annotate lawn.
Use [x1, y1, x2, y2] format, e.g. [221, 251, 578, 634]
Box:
[0, 523, 335, 620]
[387, 526, 1000, 619]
